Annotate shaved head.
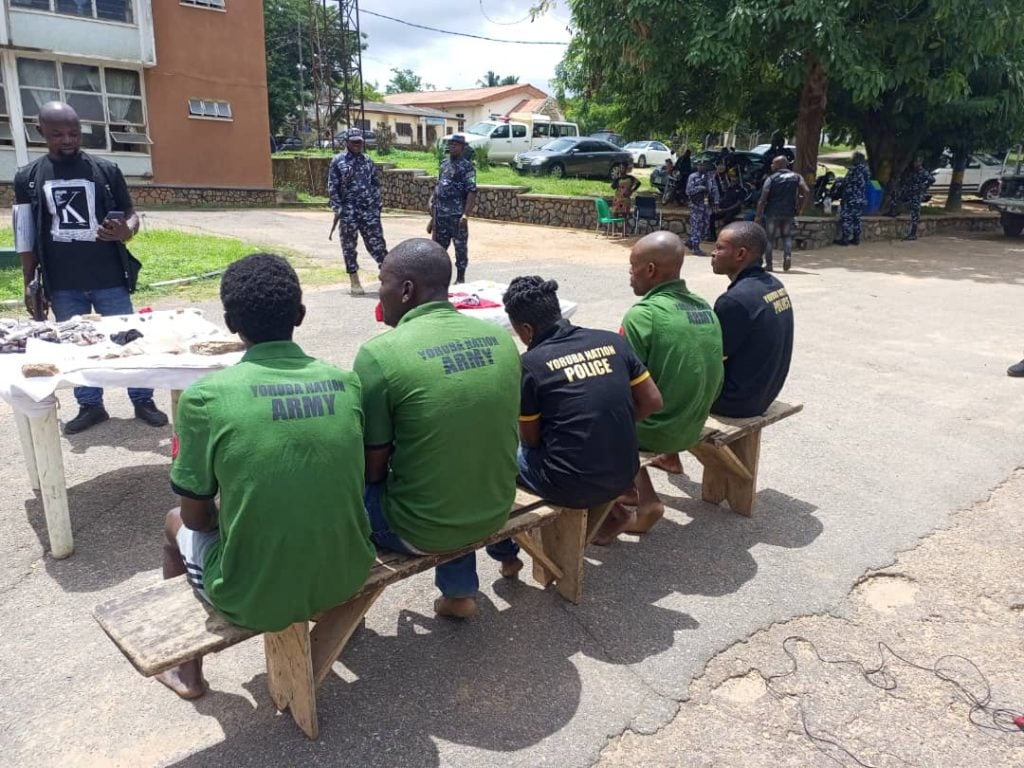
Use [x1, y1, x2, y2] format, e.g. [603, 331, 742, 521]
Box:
[38, 102, 79, 127]
[771, 155, 788, 172]
[628, 231, 685, 296]
[37, 101, 82, 160]
[377, 238, 451, 326]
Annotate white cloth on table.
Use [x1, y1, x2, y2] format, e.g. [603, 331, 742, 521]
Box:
[0, 310, 242, 417]
[448, 280, 578, 331]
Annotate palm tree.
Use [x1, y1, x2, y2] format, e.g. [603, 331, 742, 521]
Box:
[477, 71, 501, 87]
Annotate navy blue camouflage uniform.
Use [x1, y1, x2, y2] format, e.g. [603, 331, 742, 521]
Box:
[686, 170, 720, 251]
[432, 155, 477, 271]
[901, 167, 935, 239]
[328, 150, 387, 274]
[839, 161, 871, 243]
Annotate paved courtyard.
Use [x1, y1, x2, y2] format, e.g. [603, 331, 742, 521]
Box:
[2, 210, 1022, 767]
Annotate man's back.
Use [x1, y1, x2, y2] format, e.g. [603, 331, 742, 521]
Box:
[520, 322, 646, 508]
[713, 266, 794, 418]
[354, 301, 520, 552]
[622, 279, 723, 452]
[762, 169, 801, 219]
[171, 341, 375, 631]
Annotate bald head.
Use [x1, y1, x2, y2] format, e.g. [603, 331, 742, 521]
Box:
[38, 102, 79, 127]
[629, 231, 685, 296]
[771, 155, 788, 172]
[378, 238, 452, 326]
[38, 102, 82, 161]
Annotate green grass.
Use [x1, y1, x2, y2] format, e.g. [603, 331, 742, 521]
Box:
[277, 147, 622, 197]
[0, 227, 350, 307]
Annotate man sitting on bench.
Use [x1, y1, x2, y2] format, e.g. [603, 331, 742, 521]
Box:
[158, 253, 377, 699]
[353, 239, 521, 619]
[597, 232, 724, 544]
[709, 221, 794, 417]
[485, 276, 664, 571]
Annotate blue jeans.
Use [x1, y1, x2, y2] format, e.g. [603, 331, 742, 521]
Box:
[364, 483, 479, 598]
[485, 445, 542, 563]
[49, 287, 154, 408]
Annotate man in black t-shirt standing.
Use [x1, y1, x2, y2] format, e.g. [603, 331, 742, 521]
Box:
[13, 102, 167, 434]
[709, 222, 794, 418]
[485, 276, 663, 575]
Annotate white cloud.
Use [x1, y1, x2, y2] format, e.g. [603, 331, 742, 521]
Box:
[357, 0, 572, 95]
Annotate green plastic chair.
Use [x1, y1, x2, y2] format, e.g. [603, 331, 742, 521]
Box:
[594, 198, 625, 237]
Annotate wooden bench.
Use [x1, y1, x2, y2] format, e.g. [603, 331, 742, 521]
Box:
[643, 400, 803, 516]
[93, 490, 613, 740]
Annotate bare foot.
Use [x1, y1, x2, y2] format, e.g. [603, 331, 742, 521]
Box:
[624, 502, 665, 534]
[434, 596, 479, 619]
[615, 488, 639, 507]
[591, 503, 637, 546]
[500, 557, 524, 579]
[155, 664, 207, 700]
[649, 453, 684, 474]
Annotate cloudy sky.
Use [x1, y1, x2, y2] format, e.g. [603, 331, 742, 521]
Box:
[356, 1, 573, 95]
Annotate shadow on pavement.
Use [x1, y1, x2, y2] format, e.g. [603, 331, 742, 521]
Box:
[62, 416, 173, 455]
[27, 463, 174, 592]
[168, 591, 621, 768]
[797, 234, 1024, 284]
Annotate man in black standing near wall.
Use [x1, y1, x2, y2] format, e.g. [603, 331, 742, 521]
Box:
[13, 101, 167, 434]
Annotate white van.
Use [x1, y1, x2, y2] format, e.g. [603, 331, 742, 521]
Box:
[441, 115, 581, 163]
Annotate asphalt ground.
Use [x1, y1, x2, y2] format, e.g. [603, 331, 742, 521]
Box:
[1, 210, 1023, 767]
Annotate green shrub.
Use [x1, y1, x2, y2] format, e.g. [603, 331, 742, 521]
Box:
[375, 121, 394, 155]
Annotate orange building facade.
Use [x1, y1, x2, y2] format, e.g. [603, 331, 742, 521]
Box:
[145, 1, 272, 189]
[0, 0, 272, 192]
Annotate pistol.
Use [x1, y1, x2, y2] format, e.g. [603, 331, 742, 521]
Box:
[28, 268, 48, 321]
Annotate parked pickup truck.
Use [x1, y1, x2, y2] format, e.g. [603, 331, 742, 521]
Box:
[987, 163, 1024, 236]
[440, 116, 580, 163]
[931, 151, 1006, 200]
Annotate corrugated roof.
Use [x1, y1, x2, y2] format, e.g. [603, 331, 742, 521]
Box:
[360, 101, 451, 118]
[383, 84, 548, 107]
[507, 97, 553, 116]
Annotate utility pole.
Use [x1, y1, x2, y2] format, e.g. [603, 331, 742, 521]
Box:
[296, 17, 305, 138]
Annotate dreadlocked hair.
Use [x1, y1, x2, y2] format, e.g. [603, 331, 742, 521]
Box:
[220, 253, 302, 344]
[503, 275, 561, 330]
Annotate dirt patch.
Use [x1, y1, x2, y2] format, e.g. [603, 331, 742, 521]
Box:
[853, 574, 919, 612]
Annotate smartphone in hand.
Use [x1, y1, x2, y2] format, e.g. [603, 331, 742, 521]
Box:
[106, 210, 126, 221]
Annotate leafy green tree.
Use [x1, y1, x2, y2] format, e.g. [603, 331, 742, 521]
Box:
[500, 75, 520, 85]
[547, 0, 1024, 196]
[478, 70, 501, 87]
[386, 68, 433, 94]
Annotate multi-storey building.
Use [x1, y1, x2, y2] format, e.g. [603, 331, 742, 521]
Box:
[0, 0, 272, 193]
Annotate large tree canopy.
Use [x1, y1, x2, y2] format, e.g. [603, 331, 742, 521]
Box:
[551, 0, 1024, 192]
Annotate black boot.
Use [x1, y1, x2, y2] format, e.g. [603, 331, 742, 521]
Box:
[850, 235, 860, 246]
[455, 268, 466, 285]
[833, 238, 849, 247]
[64, 405, 109, 435]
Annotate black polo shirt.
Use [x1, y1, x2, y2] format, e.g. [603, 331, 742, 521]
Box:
[712, 265, 794, 418]
[519, 320, 649, 507]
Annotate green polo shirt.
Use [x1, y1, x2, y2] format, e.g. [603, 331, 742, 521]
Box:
[353, 301, 521, 553]
[170, 341, 376, 632]
[622, 279, 724, 452]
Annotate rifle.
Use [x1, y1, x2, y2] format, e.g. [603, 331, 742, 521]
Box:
[328, 211, 341, 240]
[28, 266, 48, 321]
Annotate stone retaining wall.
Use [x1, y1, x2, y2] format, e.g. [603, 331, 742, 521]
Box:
[271, 157, 1005, 244]
[0, 182, 278, 208]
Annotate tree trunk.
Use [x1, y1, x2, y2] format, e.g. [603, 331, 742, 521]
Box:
[861, 102, 926, 210]
[794, 54, 828, 190]
[945, 145, 969, 211]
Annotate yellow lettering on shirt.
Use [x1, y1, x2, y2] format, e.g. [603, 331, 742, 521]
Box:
[546, 345, 618, 372]
[563, 357, 613, 383]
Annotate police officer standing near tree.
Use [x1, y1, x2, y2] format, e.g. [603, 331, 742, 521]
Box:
[429, 133, 477, 284]
[328, 128, 388, 295]
[897, 158, 935, 241]
[756, 155, 810, 272]
[686, 160, 720, 256]
[835, 151, 871, 246]
[13, 101, 167, 434]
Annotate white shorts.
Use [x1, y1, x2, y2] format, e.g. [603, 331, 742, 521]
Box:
[175, 524, 218, 602]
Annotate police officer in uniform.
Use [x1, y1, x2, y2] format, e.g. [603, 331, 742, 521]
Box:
[430, 133, 477, 284]
[685, 160, 720, 256]
[328, 128, 387, 295]
[897, 159, 935, 241]
[835, 151, 870, 246]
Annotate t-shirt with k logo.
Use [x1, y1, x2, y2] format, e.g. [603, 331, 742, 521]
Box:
[14, 153, 133, 291]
